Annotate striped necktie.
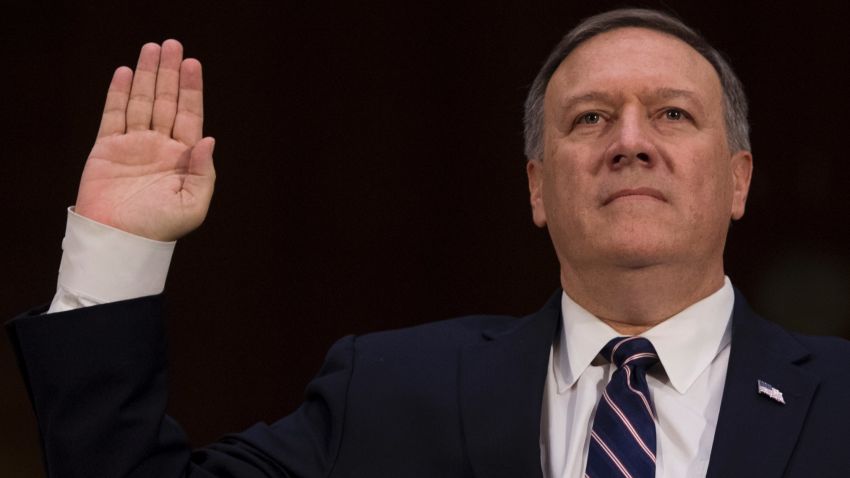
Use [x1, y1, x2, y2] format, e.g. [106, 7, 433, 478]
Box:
[585, 336, 660, 478]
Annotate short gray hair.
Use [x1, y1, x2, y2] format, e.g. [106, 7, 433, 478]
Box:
[523, 8, 750, 161]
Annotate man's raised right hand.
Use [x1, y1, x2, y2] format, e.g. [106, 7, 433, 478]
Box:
[75, 39, 215, 242]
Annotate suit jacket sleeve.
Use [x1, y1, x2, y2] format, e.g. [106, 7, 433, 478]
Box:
[7, 295, 353, 478]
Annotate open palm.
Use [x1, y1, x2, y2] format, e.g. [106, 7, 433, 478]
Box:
[75, 40, 215, 241]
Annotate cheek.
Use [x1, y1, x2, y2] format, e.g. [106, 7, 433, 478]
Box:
[546, 140, 600, 182]
[542, 151, 594, 214]
[682, 151, 736, 220]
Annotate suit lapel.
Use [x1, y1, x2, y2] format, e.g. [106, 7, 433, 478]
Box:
[706, 290, 819, 478]
[459, 292, 561, 478]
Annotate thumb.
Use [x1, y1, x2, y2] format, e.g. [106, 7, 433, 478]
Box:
[189, 136, 216, 180]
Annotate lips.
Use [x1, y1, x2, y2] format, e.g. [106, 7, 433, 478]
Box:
[603, 187, 667, 205]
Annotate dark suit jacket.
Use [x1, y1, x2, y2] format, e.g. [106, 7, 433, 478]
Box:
[8, 290, 850, 477]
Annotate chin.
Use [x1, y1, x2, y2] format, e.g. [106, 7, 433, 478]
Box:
[595, 235, 677, 269]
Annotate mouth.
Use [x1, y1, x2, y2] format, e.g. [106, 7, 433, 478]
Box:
[603, 187, 667, 205]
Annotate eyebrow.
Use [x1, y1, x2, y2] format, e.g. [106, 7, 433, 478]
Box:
[558, 87, 706, 113]
[559, 91, 618, 112]
[653, 88, 704, 109]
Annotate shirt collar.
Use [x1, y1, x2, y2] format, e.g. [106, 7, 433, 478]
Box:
[554, 276, 734, 394]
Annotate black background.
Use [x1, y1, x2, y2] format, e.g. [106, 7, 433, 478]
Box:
[2, 1, 849, 475]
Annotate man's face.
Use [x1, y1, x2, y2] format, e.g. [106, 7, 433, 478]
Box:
[527, 27, 752, 275]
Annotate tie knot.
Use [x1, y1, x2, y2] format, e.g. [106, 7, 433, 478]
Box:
[601, 336, 659, 370]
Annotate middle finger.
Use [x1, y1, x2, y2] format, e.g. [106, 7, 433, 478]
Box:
[126, 42, 161, 131]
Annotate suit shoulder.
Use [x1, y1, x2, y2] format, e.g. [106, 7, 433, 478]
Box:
[351, 291, 562, 357]
[355, 313, 519, 352]
[794, 333, 850, 369]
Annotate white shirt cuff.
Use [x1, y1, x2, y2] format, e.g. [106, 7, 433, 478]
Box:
[48, 207, 175, 313]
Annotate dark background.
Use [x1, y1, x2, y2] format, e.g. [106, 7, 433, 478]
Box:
[2, 1, 849, 475]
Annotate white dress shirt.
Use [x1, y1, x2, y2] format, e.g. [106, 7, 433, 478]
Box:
[48, 208, 175, 313]
[49, 209, 734, 477]
[541, 282, 734, 478]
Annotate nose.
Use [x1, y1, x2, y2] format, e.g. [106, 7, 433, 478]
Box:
[605, 112, 658, 171]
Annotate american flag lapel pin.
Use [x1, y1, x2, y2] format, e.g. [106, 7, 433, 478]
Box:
[757, 379, 786, 405]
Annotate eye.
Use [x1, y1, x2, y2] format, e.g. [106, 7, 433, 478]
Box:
[663, 108, 686, 121]
[576, 112, 602, 125]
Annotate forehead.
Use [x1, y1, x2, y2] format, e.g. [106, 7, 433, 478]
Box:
[545, 27, 723, 108]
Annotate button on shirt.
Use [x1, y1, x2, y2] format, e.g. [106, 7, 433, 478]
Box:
[541, 281, 734, 478]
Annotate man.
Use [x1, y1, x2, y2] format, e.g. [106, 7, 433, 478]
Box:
[8, 7, 850, 478]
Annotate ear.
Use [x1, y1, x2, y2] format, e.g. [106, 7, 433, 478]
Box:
[730, 150, 753, 220]
[526, 159, 548, 227]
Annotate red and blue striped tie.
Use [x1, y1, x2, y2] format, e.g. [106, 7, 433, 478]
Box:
[585, 336, 660, 478]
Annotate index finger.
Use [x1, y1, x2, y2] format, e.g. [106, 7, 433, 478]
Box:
[172, 58, 203, 145]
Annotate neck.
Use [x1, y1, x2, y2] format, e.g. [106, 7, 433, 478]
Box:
[560, 260, 726, 335]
